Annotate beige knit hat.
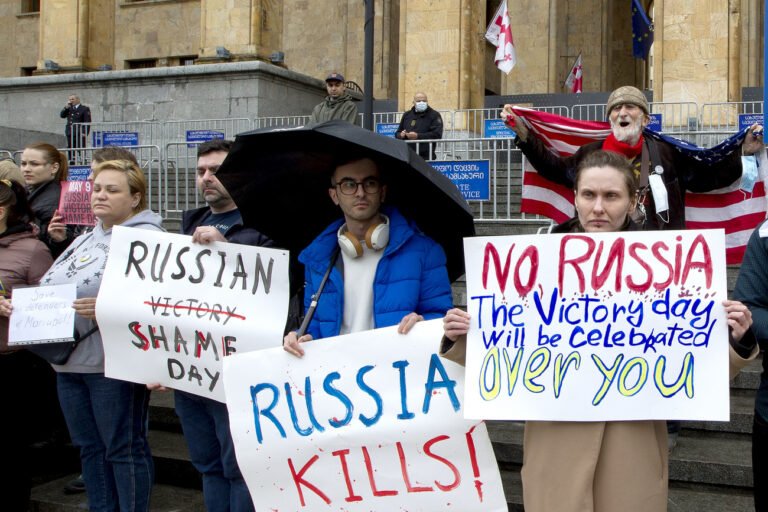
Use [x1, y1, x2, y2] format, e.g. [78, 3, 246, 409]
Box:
[606, 86, 649, 115]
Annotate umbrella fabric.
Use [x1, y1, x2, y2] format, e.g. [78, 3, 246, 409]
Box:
[216, 120, 474, 281]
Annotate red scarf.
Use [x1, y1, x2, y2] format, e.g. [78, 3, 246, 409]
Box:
[602, 133, 643, 159]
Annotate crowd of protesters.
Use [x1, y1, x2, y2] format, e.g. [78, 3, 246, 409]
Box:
[0, 81, 767, 512]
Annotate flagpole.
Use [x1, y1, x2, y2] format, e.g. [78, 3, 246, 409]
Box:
[363, 0, 374, 130]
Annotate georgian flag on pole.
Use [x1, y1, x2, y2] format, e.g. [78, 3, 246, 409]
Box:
[512, 106, 768, 264]
[485, 0, 516, 74]
[564, 53, 583, 93]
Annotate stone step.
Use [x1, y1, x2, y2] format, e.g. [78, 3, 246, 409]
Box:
[148, 428, 202, 489]
[681, 388, 756, 434]
[29, 474, 205, 512]
[487, 420, 754, 488]
[498, 469, 755, 511]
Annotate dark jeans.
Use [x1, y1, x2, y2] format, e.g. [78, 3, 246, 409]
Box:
[57, 372, 154, 512]
[174, 390, 254, 512]
[755, 410, 768, 511]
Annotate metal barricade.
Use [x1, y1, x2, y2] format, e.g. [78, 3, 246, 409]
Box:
[253, 116, 311, 129]
[0, 150, 13, 161]
[651, 130, 738, 150]
[701, 101, 763, 131]
[163, 142, 205, 223]
[163, 118, 252, 143]
[450, 106, 568, 138]
[650, 102, 699, 130]
[571, 103, 606, 121]
[72, 121, 164, 150]
[427, 138, 552, 224]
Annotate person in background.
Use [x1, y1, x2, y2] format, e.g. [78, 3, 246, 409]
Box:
[0, 180, 53, 511]
[60, 94, 91, 163]
[20, 142, 74, 257]
[41, 160, 164, 512]
[0, 158, 24, 185]
[396, 92, 443, 160]
[440, 150, 757, 512]
[308, 72, 359, 126]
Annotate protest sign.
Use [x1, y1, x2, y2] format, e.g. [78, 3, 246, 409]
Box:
[8, 284, 76, 345]
[96, 226, 289, 402]
[463, 230, 729, 421]
[223, 320, 507, 512]
[58, 181, 96, 226]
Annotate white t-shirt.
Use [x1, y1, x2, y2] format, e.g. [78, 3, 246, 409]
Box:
[339, 245, 384, 335]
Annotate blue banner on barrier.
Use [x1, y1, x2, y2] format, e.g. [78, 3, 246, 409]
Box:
[484, 119, 516, 139]
[430, 160, 490, 201]
[94, 132, 139, 147]
[68, 166, 91, 181]
[376, 123, 399, 138]
[186, 130, 225, 147]
[739, 113, 763, 132]
[647, 113, 663, 132]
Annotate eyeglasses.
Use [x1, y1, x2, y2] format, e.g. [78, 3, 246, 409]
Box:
[334, 177, 381, 195]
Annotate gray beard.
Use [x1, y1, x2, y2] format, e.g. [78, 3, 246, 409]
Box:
[611, 119, 643, 143]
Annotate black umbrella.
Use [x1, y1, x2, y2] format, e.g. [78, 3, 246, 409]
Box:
[216, 119, 475, 281]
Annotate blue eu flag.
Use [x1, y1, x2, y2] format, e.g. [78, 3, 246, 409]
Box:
[632, 0, 653, 59]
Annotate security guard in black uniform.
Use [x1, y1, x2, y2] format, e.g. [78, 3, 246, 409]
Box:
[396, 92, 443, 160]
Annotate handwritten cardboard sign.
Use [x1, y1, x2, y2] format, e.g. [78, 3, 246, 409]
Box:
[8, 284, 76, 345]
[96, 226, 289, 402]
[58, 181, 96, 226]
[463, 230, 729, 421]
[223, 320, 507, 511]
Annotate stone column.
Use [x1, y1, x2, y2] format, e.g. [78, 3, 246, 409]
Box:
[36, 0, 89, 73]
[198, 0, 282, 62]
[398, 0, 485, 131]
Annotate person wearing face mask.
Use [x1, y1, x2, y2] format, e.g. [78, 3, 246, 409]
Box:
[439, 150, 758, 512]
[396, 92, 443, 160]
[501, 85, 765, 230]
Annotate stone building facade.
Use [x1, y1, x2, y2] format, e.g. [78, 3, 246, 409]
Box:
[0, 0, 764, 112]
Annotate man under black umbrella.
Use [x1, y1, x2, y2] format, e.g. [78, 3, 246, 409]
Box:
[282, 153, 454, 356]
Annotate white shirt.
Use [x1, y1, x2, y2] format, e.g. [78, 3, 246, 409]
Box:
[339, 245, 384, 335]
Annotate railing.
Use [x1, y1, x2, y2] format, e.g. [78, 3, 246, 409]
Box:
[701, 101, 763, 130]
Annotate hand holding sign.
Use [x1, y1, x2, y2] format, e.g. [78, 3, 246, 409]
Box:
[47, 210, 68, 242]
[0, 296, 12, 317]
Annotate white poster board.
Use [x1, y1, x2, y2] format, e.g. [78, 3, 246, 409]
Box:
[97, 226, 289, 402]
[463, 230, 729, 421]
[8, 284, 76, 345]
[223, 320, 507, 512]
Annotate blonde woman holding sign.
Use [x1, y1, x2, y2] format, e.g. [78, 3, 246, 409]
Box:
[41, 160, 164, 512]
[441, 150, 757, 512]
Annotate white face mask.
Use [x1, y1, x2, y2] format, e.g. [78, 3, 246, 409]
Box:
[414, 101, 428, 113]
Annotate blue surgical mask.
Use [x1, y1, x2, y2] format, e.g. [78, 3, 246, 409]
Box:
[741, 155, 759, 194]
[415, 101, 428, 113]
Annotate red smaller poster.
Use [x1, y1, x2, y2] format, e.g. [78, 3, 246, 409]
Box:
[58, 181, 96, 226]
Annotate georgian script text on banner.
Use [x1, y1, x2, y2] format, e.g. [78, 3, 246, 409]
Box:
[463, 230, 729, 421]
[223, 320, 507, 511]
[96, 227, 289, 402]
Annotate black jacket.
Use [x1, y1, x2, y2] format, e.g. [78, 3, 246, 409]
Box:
[181, 206, 274, 247]
[27, 178, 74, 257]
[396, 107, 443, 160]
[60, 104, 91, 135]
[516, 133, 743, 230]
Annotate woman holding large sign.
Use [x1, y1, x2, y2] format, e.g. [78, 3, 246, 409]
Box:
[0, 179, 53, 509]
[41, 160, 164, 512]
[442, 150, 756, 511]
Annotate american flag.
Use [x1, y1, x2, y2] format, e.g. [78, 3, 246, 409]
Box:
[514, 106, 768, 264]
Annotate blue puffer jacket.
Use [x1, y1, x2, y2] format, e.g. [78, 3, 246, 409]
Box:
[299, 206, 453, 339]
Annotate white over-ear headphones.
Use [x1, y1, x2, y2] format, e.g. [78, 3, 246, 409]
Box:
[337, 214, 390, 258]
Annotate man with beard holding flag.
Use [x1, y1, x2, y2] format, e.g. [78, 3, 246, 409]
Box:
[502, 85, 765, 230]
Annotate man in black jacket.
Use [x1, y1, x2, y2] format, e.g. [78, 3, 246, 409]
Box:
[396, 92, 443, 160]
[59, 94, 92, 160]
[174, 139, 271, 512]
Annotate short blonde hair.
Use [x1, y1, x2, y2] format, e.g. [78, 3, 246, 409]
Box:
[0, 159, 24, 185]
[92, 160, 148, 212]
